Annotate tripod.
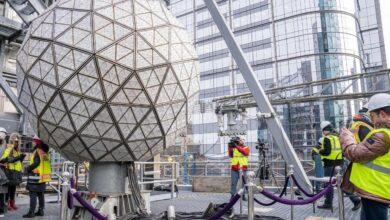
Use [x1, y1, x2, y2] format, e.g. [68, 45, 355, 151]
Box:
[254, 143, 281, 190]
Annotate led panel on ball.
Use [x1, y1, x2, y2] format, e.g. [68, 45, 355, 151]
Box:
[16, 0, 199, 162]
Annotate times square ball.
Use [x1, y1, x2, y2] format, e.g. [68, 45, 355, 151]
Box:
[16, 0, 199, 162]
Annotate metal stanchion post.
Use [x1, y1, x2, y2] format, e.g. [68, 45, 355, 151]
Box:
[289, 165, 294, 220]
[57, 176, 61, 203]
[336, 166, 345, 220]
[247, 171, 255, 220]
[171, 163, 175, 199]
[140, 164, 144, 190]
[239, 171, 243, 216]
[60, 171, 71, 220]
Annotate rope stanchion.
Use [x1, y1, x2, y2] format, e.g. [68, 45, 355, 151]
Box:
[69, 189, 108, 220]
[207, 188, 243, 220]
[259, 184, 332, 205]
[291, 174, 336, 198]
[254, 176, 290, 206]
[67, 178, 74, 209]
[67, 190, 74, 209]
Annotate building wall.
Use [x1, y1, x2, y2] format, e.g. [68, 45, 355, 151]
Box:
[358, 0, 390, 71]
[170, 0, 363, 157]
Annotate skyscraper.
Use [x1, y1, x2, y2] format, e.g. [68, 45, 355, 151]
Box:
[169, 0, 365, 156]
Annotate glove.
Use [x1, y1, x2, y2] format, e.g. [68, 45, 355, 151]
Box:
[18, 153, 26, 161]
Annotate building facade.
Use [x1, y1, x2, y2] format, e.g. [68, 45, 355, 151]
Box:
[358, 0, 390, 71]
[0, 0, 388, 159]
[169, 0, 367, 157]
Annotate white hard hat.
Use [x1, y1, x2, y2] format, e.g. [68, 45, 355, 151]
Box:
[320, 121, 332, 130]
[0, 127, 6, 134]
[238, 135, 246, 141]
[366, 93, 390, 112]
[0, 128, 6, 140]
[33, 135, 41, 140]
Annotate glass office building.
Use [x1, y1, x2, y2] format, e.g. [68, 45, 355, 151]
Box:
[358, 0, 390, 71]
[169, 0, 364, 156]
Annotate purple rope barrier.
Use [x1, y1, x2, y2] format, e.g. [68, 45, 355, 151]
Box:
[291, 174, 336, 198]
[67, 178, 75, 209]
[254, 176, 290, 206]
[260, 184, 332, 205]
[207, 191, 242, 220]
[67, 190, 74, 209]
[70, 177, 75, 188]
[70, 189, 108, 220]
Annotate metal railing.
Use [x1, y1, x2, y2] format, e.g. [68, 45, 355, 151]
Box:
[135, 161, 179, 199]
[214, 69, 390, 107]
[174, 160, 314, 186]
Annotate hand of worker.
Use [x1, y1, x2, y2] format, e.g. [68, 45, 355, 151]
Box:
[340, 127, 355, 150]
[20, 153, 26, 161]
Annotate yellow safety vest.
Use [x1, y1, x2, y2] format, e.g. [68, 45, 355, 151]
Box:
[0, 145, 22, 172]
[321, 135, 342, 160]
[28, 149, 52, 183]
[350, 121, 373, 143]
[350, 128, 390, 200]
[231, 148, 248, 168]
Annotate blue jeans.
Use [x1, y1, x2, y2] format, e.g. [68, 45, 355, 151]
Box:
[323, 166, 334, 206]
[230, 170, 247, 196]
[313, 154, 324, 192]
[361, 198, 389, 220]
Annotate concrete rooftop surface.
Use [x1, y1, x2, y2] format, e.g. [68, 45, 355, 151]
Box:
[4, 191, 387, 220]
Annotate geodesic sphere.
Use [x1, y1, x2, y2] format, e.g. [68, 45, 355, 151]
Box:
[16, 0, 199, 162]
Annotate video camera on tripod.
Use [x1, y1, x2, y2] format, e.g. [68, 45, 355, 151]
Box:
[255, 139, 268, 152]
[256, 139, 270, 180]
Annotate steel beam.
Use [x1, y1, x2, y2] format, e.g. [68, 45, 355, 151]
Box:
[0, 41, 23, 114]
[6, 0, 47, 24]
[204, 0, 312, 192]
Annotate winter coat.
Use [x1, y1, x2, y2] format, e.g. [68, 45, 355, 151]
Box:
[26, 149, 46, 192]
[339, 124, 390, 205]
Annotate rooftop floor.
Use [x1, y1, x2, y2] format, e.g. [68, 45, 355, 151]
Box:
[5, 191, 381, 220]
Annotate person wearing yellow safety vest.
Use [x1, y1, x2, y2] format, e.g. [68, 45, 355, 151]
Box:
[311, 138, 324, 193]
[317, 121, 343, 210]
[0, 133, 25, 211]
[23, 137, 52, 218]
[350, 107, 374, 143]
[228, 136, 250, 200]
[340, 107, 374, 212]
[340, 93, 390, 220]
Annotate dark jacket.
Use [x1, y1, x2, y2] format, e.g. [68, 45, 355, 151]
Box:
[26, 150, 46, 192]
[319, 135, 344, 167]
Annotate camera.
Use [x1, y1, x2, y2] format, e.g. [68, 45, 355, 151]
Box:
[255, 139, 268, 151]
[228, 137, 240, 148]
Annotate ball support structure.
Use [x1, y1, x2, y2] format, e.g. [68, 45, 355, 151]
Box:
[16, 0, 199, 218]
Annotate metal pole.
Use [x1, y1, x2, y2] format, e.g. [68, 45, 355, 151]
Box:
[289, 165, 294, 220]
[171, 163, 175, 199]
[140, 163, 144, 190]
[203, 0, 312, 193]
[247, 171, 255, 220]
[57, 176, 61, 203]
[336, 166, 345, 220]
[60, 172, 70, 220]
[239, 170, 243, 216]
